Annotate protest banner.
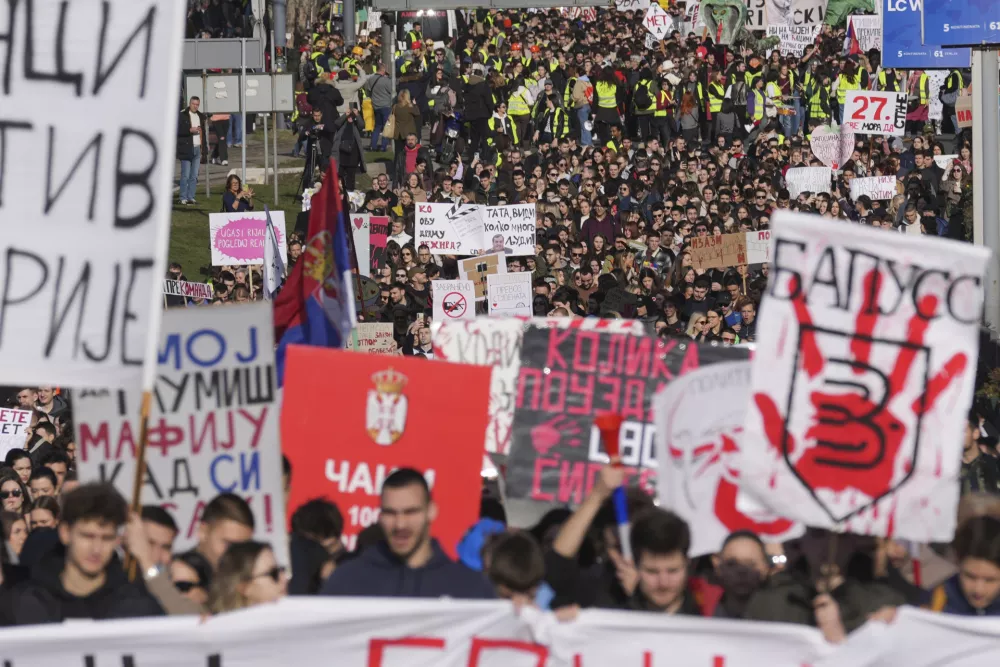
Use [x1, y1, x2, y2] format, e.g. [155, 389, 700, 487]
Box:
[483, 205, 537, 256]
[927, 71, 949, 122]
[282, 347, 490, 554]
[684, 0, 706, 31]
[745, 0, 767, 30]
[746, 230, 771, 265]
[368, 215, 389, 275]
[654, 357, 803, 557]
[810, 124, 856, 171]
[850, 175, 897, 201]
[350, 213, 372, 277]
[644, 3, 674, 39]
[765, 0, 828, 28]
[488, 273, 533, 318]
[163, 279, 214, 300]
[432, 318, 646, 455]
[785, 166, 832, 198]
[432, 280, 476, 321]
[741, 212, 989, 541]
[766, 24, 821, 56]
[689, 233, 748, 270]
[848, 14, 881, 52]
[933, 154, 958, 171]
[616, 0, 651, 11]
[0, 409, 30, 460]
[505, 329, 745, 522]
[956, 93, 973, 129]
[842, 90, 907, 136]
[416, 202, 485, 255]
[75, 303, 288, 561]
[346, 323, 397, 354]
[210, 211, 289, 266]
[0, 0, 185, 389]
[459, 253, 507, 301]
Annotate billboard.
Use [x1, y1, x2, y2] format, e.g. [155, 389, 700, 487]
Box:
[882, 0, 970, 69]
[922, 0, 1000, 46]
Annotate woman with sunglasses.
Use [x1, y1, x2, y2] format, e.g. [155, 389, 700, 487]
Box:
[0, 472, 29, 517]
[171, 551, 213, 610]
[209, 541, 287, 613]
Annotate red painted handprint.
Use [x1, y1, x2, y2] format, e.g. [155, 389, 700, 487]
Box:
[530, 415, 583, 455]
[755, 270, 967, 523]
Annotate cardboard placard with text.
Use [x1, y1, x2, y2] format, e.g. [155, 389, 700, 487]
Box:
[432, 280, 476, 321]
[689, 233, 747, 270]
[281, 347, 491, 555]
[0, 409, 30, 460]
[346, 323, 397, 354]
[488, 273, 533, 318]
[459, 253, 507, 301]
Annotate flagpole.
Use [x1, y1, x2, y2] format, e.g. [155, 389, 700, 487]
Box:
[335, 159, 360, 325]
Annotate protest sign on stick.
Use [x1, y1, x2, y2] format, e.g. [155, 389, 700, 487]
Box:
[487, 273, 533, 317]
[432, 280, 476, 321]
[483, 205, 537, 256]
[416, 202, 485, 255]
[809, 125, 856, 171]
[850, 176, 897, 201]
[785, 167, 832, 198]
[210, 212, 289, 266]
[76, 304, 288, 562]
[644, 4, 674, 39]
[746, 230, 771, 264]
[163, 280, 214, 300]
[741, 212, 989, 541]
[459, 253, 507, 301]
[842, 90, 907, 137]
[689, 234, 747, 270]
[350, 214, 372, 277]
[0, 409, 31, 460]
[346, 323, 397, 354]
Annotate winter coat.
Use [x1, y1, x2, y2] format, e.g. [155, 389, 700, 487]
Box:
[307, 80, 345, 125]
[463, 75, 494, 120]
[176, 108, 206, 161]
[928, 574, 1000, 616]
[365, 73, 395, 109]
[334, 73, 369, 116]
[390, 101, 420, 140]
[331, 114, 366, 171]
[320, 539, 495, 599]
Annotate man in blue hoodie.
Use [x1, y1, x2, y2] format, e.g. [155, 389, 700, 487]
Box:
[321, 468, 495, 599]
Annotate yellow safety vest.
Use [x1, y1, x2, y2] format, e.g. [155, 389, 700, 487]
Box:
[708, 82, 725, 113]
[836, 72, 861, 105]
[596, 81, 618, 109]
[487, 116, 518, 145]
[877, 70, 900, 92]
[637, 79, 657, 113]
[654, 90, 669, 117]
[918, 72, 929, 105]
[809, 84, 829, 118]
[751, 89, 764, 121]
[508, 89, 531, 116]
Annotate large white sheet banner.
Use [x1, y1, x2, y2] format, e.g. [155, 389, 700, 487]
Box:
[432, 317, 645, 454]
[0, 0, 186, 388]
[655, 359, 803, 557]
[765, 0, 829, 28]
[848, 15, 882, 53]
[210, 211, 289, 266]
[75, 303, 288, 562]
[741, 212, 988, 541]
[416, 202, 486, 256]
[785, 167, 832, 198]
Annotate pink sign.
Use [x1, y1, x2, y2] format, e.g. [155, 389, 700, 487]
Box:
[209, 212, 288, 267]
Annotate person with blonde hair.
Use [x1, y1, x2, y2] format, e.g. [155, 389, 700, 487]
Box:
[208, 541, 287, 614]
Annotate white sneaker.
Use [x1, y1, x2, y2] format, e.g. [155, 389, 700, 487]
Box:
[221, 160, 229, 166]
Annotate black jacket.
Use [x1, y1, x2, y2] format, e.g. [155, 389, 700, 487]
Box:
[176, 108, 206, 161]
[463, 75, 494, 121]
[2, 549, 164, 625]
[307, 82, 344, 127]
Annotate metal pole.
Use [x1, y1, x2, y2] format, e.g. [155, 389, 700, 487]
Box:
[241, 37, 248, 184]
[973, 50, 1000, 331]
[344, 0, 356, 47]
[203, 70, 211, 199]
[263, 108, 269, 184]
[271, 30, 279, 204]
[389, 15, 397, 158]
[381, 21, 392, 72]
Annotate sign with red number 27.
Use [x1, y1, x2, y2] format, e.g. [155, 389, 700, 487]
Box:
[842, 90, 907, 137]
[740, 211, 989, 542]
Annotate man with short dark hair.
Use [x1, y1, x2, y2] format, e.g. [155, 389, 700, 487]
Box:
[627, 508, 701, 614]
[28, 467, 57, 500]
[5, 484, 163, 624]
[42, 450, 70, 491]
[194, 493, 255, 570]
[321, 467, 494, 598]
[289, 499, 344, 595]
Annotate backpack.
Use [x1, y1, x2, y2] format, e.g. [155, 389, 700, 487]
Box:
[634, 83, 652, 109]
[303, 57, 319, 82]
[940, 88, 960, 106]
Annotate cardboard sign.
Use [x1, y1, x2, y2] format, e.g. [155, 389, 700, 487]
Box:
[785, 167, 832, 198]
[0, 409, 30, 460]
[850, 175, 897, 201]
[956, 93, 973, 129]
[842, 90, 907, 137]
[487, 273, 533, 318]
[281, 347, 490, 555]
[689, 233, 748, 270]
[368, 215, 389, 275]
[351, 214, 371, 278]
[644, 4, 674, 39]
[848, 14, 882, 52]
[415, 202, 485, 255]
[210, 211, 288, 266]
[459, 253, 507, 301]
[0, 0, 185, 389]
[163, 279, 213, 300]
[809, 124, 856, 171]
[765, 24, 821, 56]
[746, 230, 771, 265]
[742, 212, 989, 541]
[432, 280, 475, 321]
[75, 303, 288, 562]
[483, 205, 537, 256]
[346, 323, 397, 354]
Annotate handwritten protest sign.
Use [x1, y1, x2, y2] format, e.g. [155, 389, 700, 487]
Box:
[689, 233, 747, 270]
[746, 230, 771, 264]
[850, 175, 897, 200]
[809, 125, 856, 171]
[505, 329, 744, 523]
[282, 348, 490, 554]
[842, 91, 907, 137]
[765, 0, 827, 28]
[741, 212, 989, 541]
[766, 24, 821, 56]
[848, 14, 881, 52]
[488, 273, 533, 318]
[459, 253, 507, 301]
[415, 202, 484, 255]
[76, 304, 288, 561]
[163, 279, 213, 300]
[0, 409, 30, 460]
[346, 323, 397, 354]
[432, 318, 646, 455]
[0, 0, 185, 388]
[483, 205, 536, 256]
[616, 0, 651, 11]
[350, 214, 371, 277]
[432, 280, 475, 321]
[368, 215, 389, 275]
[644, 4, 674, 39]
[655, 357, 803, 557]
[210, 212, 288, 266]
[785, 167, 831, 198]
[933, 154, 958, 172]
[745, 0, 767, 29]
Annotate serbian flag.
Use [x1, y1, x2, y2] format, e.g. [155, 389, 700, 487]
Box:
[846, 18, 862, 56]
[273, 163, 356, 385]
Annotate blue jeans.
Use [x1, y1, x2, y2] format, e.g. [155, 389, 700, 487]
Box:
[779, 110, 794, 138]
[370, 106, 390, 151]
[179, 146, 201, 201]
[228, 114, 243, 145]
[576, 104, 592, 146]
[791, 96, 803, 136]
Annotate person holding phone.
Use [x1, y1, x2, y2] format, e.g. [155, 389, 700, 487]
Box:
[332, 103, 366, 191]
[222, 175, 254, 213]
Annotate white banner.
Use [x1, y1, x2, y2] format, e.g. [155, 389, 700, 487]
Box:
[927, 70, 949, 122]
[432, 318, 645, 454]
[75, 303, 288, 562]
[765, 0, 828, 28]
[416, 202, 485, 256]
[616, 0, 651, 11]
[842, 90, 906, 137]
[644, 4, 675, 40]
[933, 154, 958, 171]
[848, 15, 882, 53]
[432, 280, 476, 321]
[163, 279, 213, 300]
[850, 175, 897, 200]
[0, 0, 185, 389]
[785, 167, 831, 198]
[655, 360, 803, 557]
[741, 212, 989, 541]
[746, 230, 771, 264]
[766, 24, 821, 56]
[745, 0, 767, 30]
[488, 273, 533, 318]
[351, 213, 372, 277]
[210, 211, 288, 266]
[0, 408, 31, 460]
[346, 323, 397, 354]
[483, 205, 537, 257]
